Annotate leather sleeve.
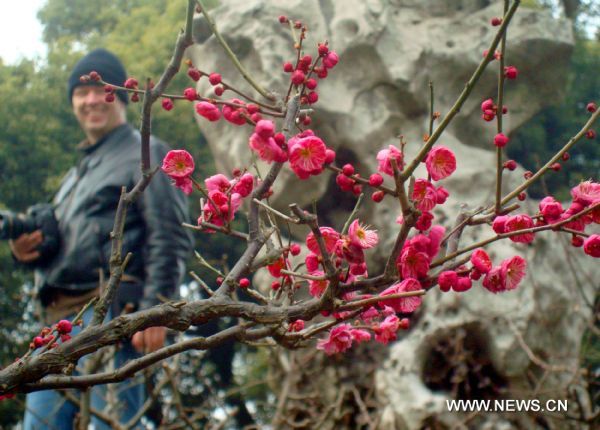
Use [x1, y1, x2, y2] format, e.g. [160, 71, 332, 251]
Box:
[134, 139, 194, 309]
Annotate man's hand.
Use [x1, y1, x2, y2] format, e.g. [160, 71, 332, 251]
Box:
[132, 326, 166, 353]
[9, 230, 43, 263]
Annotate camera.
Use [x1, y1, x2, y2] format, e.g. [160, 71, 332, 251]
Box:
[0, 204, 60, 266]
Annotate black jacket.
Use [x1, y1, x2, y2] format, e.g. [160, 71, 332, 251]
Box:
[36, 124, 193, 310]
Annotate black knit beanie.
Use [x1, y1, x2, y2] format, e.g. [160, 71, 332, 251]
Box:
[68, 48, 128, 104]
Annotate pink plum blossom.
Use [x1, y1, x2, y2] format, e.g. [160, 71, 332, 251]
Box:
[379, 278, 423, 313]
[399, 246, 430, 279]
[173, 176, 193, 195]
[205, 174, 231, 193]
[161, 149, 195, 179]
[248, 132, 288, 163]
[316, 324, 354, 355]
[470, 248, 492, 274]
[348, 220, 379, 249]
[583, 234, 600, 258]
[288, 134, 327, 179]
[231, 173, 254, 197]
[350, 329, 371, 343]
[482, 266, 506, 293]
[571, 180, 600, 207]
[504, 214, 535, 244]
[374, 315, 401, 344]
[412, 179, 437, 212]
[425, 146, 457, 181]
[306, 227, 340, 255]
[501, 255, 527, 290]
[376, 145, 404, 176]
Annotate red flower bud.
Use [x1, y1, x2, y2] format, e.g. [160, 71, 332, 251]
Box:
[89, 71, 101, 81]
[504, 66, 518, 80]
[371, 190, 385, 203]
[494, 133, 509, 148]
[291, 70, 305, 86]
[183, 87, 197, 101]
[239, 278, 250, 288]
[518, 192, 527, 201]
[247, 104, 259, 114]
[491, 17, 502, 26]
[342, 164, 355, 176]
[56, 320, 72, 334]
[104, 84, 114, 93]
[325, 149, 336, 164]
[482, 110, 496, 122]
[586, 102, 597, 113]
[318, 43, 329, 56]
[562, 152, 570, 161]
[274, 133, 286, 147]
[162, 98, 174, 111]
[124, 78, 138, 89]
[33, 337, 44, 348]
[105, 93, 115, 103]
[131, 93, 139, 103]
[336, 174, 354, 191]
[524, 171, 533, 179]
[307, 91, 319, 104]
[586, 129, 596, 140]
[208, 73, 222, 85]
[306, 78, 318, 90]
[369, 173, 384, 187]
[503, 160, 517, 171]
[302, 116, 312, 126]
[187, 68, 201, 81]
[571, 235, 584, 247]
[271, 281, 281, 290]
[290, 244, 301, 256]
[214, 85, 225, 96]
[551, 162, 561, 171]
[278, 15, 288, 24]
[216, 276, 223, 285]
[481, 98, 495, 112]
[283, 62, 294, 73]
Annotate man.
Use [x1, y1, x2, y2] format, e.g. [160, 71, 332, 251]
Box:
[10, 48, 193, 429]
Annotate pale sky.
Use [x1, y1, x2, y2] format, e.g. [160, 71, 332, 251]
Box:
[0, 1, 47, 64]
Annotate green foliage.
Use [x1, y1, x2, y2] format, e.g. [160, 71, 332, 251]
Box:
[507, 38, 600, 200]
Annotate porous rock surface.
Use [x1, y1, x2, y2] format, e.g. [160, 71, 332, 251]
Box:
[190, 1, 597, 428]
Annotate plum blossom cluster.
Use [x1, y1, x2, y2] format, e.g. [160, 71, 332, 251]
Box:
[197, 171, 255, 230]
[154, 14, 600, 358]
[29, 319, 74, 350]
[161, 149, 195, 195]
[491, 180, 600, 256]
[249, 122, 336, 179]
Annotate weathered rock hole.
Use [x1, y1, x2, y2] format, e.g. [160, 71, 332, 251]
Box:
[422, 324, 508, 400]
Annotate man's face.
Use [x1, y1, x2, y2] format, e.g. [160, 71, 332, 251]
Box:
[72, 85, 125, 142]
